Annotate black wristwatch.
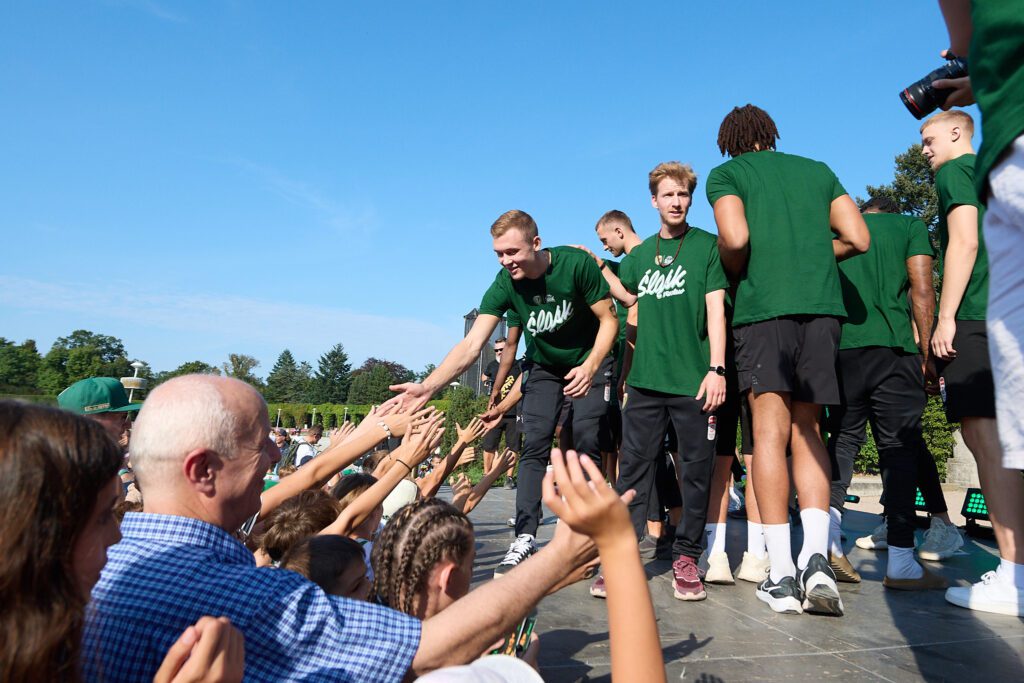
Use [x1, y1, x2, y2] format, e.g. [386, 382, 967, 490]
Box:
[599, 260, 609, 271]
[709, 366, 727, 376]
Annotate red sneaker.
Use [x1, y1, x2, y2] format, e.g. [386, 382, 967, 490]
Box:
[589, 574, 607, 599]
[673, 555, 707, 601]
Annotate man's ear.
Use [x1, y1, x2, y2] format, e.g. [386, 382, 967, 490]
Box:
[182, 448, 218, 496]
[950, 126, 962, 143]
[532, 235, 542, 252]
[436, 561, 458, 596]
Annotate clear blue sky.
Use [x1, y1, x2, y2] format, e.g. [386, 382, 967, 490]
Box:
[0, 1, 978, 377]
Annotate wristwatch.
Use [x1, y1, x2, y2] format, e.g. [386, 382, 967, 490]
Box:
[709, 366, 727, 376]
[599, 260, 608, 270]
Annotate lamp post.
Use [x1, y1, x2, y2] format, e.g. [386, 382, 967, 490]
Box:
[276, 408, 282, 428]
[311, 407, 317, 428]
[121, 361, 148, 403]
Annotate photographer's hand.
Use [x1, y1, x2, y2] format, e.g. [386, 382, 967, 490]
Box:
[933, 50, 974, 107]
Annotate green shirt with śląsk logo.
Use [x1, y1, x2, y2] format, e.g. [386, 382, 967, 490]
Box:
[479, 246, 611, 373]
[618, 227, 729, 396]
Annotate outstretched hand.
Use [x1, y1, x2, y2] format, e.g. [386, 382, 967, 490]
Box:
[490, 448, 517, 475]
[383, 382, 432, 413]
[456, 417, 487, 445]
[153, 616, 244, 683]
[477, 406, 506, 431]
[542, 448, 635, 548]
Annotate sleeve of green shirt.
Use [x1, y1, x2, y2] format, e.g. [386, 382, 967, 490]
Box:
[577, 255, 611, 305]
[479, 275, 511, 317]
[705, 165, 739, 205]
[617, 252, 639, 294]
[906, 218, 934, 258]
[705, 241, 730, 293]
[937, 163, 981, 211]
[506, 308, 522, 328]
[824, 164, 847, 201]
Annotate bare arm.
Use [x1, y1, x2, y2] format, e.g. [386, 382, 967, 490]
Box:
[830, 195, 870, 261]
[907, 254, 936, 357]
[932, 204, 979, 360]
[387, 314, 502, 410]
[564, 297, 618, 398]
[713, 195, 750, 279]
[696, 289, 727, 413]
[479, 375, 522, 430]
[488, 326, 521, 407]
[939, 0, 972, 56]
[570, 245, 637, 307]
[458, 449, 517, 515]
[417, 418, 486, 499]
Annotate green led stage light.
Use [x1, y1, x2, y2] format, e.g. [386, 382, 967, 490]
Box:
[961, 488, 989, 519]
[844, 494, 860, 504]
[915, 488, 927, 511]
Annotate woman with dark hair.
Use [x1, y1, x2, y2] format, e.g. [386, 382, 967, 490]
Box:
[0, 400, 243, 682]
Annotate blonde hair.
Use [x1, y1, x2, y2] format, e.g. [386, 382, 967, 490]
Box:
[920, 110, 974, 137]
[648, 162, 698, 196]
[490, 210, 538, 241]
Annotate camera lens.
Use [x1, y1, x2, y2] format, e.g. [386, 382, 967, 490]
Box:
[899, 57, 968, 120]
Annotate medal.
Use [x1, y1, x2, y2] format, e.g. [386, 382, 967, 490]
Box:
[654, 228, 687, 268]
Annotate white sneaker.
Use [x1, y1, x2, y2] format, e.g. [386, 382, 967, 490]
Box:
[945, 571, 1024, 617]
[705, 551, 735, 584]
[736, 552, 771, 583]
[918, 517, 963, 561]
[855, 520, 888, 550]
[728, 485, 745, 514]
[505, 516, 516, 528]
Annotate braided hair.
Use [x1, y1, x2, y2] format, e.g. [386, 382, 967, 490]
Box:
[371, 498, 474, 617]
[716, 104, 780, 158]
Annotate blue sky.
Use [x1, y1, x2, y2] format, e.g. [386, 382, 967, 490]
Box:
[0, 1, 978, 377]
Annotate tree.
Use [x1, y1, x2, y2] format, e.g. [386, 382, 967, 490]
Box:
[153, 360, 221, 386]
[416, 363, 437, 383]
[863, 144, 940, 238]
[53, 330, 127, 363]
[0, 338, 42, 390]
[36, 329, 140, 394]
[356, 358, 415, 384]
[347, 364, 398, 405]
[265, 350, 311, 403]
[308, 343, 352, 404]
[222, 353, 264, 389]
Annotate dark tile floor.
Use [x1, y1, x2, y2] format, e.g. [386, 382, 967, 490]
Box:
[454, 486, 1024, 682]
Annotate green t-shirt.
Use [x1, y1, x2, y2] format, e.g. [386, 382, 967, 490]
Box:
[837, 213, 933, 353]
[935, 153, 988, 320]
[706, 151, 848, 325]
[479, 246, 610, 371]
[970, 1, 1024, 198]
[618, 227, 729, 396]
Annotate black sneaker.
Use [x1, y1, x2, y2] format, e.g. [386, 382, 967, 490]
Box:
[493, 534, 536, 578]
[755, 575, 804, 614]
[638, 535, 659, 560]
[798, 553, 844, 616]
[504, 476, 517, 490]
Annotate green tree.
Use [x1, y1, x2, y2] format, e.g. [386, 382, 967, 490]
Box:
[416, 363, 437, 383]
[309, 343, 352, 404]
[0, 338, 42, 390]
[222, 353, 264, 389]
[153, 360, 221, 386]
[347, 364, 398, 405]
[440, 385, 488, 456]
[863, 144, 940, 239]
[358, 358, 415, 384]
[36, 330, 140, 393]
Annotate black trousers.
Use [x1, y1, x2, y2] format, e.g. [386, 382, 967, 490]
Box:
[615, 386, 716, 560]
[515, 358, 612, 537]
[826, 347, 927, 548]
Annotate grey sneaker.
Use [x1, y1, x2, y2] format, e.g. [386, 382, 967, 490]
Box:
[855, 520, 888, 550]
[918, 517, 963, 561]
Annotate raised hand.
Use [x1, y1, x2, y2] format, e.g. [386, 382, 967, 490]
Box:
[477, 405, 506, 431]
[153, 616, 245, 683]
[385, 406, 436, 440]
[456, 417, 487, 445]
[456, 446, 477, 468]
[490, 448, 517, 475]
[328, 421, 356, 445]
[382, 382, 432, 413]
[542, 448, 635, 548]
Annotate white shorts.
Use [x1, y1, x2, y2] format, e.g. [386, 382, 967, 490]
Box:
[985, 135, 1024, 469]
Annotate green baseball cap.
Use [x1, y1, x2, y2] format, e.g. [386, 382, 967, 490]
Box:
[58, 377, 142, 415]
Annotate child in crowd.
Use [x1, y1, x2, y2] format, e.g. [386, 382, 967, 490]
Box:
[254, 490, 341, 566]
[280, 535, 371, 600]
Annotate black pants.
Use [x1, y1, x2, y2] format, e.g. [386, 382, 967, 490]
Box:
[616, 386, 716, 560]
[515, 358, 612, 537]
[826, 347, 927, 548]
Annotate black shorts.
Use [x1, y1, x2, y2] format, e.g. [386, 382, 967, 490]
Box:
[482, 415, 520, 452]
[935, 319, 996, 421]
[597, 398, 622, 452]
[716, 371, 753, 455]
[734, 315, 841, 405]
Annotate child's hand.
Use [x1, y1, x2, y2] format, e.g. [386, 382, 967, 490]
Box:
[490, 448, 517, 475]
[455, 446, 476, 468]
[542, 448, 635, 548]
[455, 417, 487, 445]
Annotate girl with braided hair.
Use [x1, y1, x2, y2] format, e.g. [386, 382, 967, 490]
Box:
[371, 497, 475, 619]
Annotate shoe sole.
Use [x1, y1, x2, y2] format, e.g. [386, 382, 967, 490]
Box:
[918, 544, 963, 562]
[755, 589, 802, 614]
[829, 562, 862, 584]
[803, 585, 844, 616]
[737, 570, 769, 583]
[705, 570, 735, 585]
[945, 591, 1023, 617]
[855, 539, 887, 550]
[673, 587, 707, 601]
[589, 589, 607, 599]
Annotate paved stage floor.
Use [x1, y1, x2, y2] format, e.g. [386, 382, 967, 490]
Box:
[451, 486, 1024, 682]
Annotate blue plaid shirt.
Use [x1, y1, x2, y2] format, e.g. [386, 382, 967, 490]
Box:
[81, 513, 421, 682]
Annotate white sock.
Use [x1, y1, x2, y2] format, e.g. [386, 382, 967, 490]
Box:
[764, 523, 796, 582]
[829, 506, 844, 558]
[998, 558, 1024, 589]
[747, 521, 767, 559]
[705, 523, 727, 555]
[797, 508, 830, 569]
[887, 545, 924, 579]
